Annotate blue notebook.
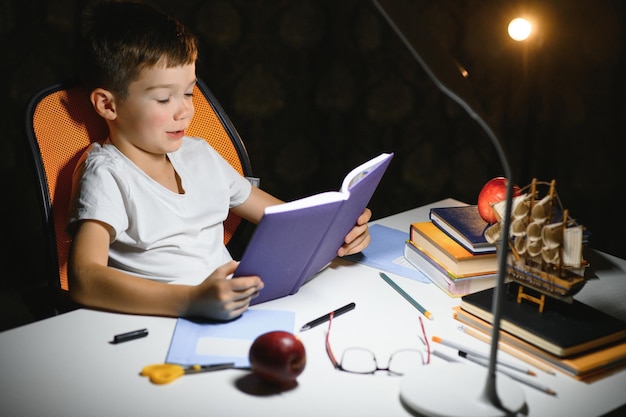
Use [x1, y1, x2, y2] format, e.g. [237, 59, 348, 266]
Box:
[166, 309, 296, 367]
[344, 224, 430, 283]
[429, 205, 496, 254]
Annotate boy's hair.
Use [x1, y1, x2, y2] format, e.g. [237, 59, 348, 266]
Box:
[77, 0, 198, 97]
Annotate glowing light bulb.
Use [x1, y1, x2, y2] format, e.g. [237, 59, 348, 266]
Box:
[508, 18, 532, 41]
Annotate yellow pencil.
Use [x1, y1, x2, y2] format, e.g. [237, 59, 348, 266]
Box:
[458, 324, 556, 375]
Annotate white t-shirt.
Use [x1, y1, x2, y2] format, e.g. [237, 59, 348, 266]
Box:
[68, 136, 252, 284]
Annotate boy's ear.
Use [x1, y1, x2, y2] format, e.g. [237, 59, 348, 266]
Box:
[90, 88, 118, 120]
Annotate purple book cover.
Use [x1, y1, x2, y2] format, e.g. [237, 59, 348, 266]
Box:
[234, 198, 342, 305]
[234, 153, 393, 305]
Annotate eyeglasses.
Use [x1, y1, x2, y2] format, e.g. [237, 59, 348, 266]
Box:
[325, 312, 430, 375]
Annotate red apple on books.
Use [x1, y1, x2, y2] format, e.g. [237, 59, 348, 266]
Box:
[477, 177, 521, 224]
[249, 331, 306, 386]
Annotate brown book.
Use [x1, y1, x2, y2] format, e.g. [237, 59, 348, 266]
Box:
[409, 221, 497, 276]
[453, 306, 626, 381]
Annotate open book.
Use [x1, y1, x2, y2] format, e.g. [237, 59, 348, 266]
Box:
[233, 152, 394, 305]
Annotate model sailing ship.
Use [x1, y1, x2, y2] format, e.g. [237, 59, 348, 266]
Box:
[484, 179, 589, 310]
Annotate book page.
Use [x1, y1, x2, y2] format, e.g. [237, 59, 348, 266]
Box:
[265, 152, 392, 214]
[341, 153, 393, 192]
[264, 191, 344, 214]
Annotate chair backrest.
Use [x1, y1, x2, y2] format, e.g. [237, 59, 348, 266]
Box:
[25, 78, 253, 291]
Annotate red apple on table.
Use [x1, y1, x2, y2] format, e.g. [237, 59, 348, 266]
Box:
[249, 331, 306, 386]
[477, 177, 521, 224]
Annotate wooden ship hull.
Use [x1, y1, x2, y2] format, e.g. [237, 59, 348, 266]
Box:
[506, 254, 587, 300]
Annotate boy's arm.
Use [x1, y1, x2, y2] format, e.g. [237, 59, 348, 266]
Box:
[67, 220, 262, 320]
[231, 186, 283, 224]
[68, 220, 191, 316]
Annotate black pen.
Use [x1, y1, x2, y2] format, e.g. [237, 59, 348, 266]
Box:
[112, 328, 149, 344]
[299, 302, 356, 332]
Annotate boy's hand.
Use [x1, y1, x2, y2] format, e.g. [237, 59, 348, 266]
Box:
[337, 208, 372, 257]
[187, 261, 264, 321]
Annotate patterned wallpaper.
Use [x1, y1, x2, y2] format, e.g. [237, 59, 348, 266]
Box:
[1, 0, 625, 325]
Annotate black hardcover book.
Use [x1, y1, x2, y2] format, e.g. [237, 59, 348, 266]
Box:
[460, 285, 626, 357]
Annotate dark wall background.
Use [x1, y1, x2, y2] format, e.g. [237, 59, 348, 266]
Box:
[2, 0, 625, 328]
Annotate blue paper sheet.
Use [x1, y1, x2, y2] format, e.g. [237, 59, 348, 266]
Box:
[165, 309, 296, 368]
[344, 224, 430, 283]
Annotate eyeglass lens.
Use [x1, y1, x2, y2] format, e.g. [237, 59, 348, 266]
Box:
[325, 310, 429, 375]
[340, 347, 423, 375]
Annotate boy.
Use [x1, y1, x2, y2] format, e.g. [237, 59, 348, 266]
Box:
[67, 0, 372, 321]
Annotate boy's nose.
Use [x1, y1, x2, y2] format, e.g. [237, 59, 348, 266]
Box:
[175, 99, 194, 120]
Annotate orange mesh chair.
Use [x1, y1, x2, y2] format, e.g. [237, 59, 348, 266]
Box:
[25, 78, 254, 295]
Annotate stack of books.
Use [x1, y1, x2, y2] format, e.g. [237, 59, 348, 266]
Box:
[454, 286, 626, 381]
[403, 204, 499, 297]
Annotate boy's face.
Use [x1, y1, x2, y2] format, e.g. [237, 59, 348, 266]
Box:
[110, 63, 197, 156]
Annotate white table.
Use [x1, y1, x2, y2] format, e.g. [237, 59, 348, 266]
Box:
[2, 199, 625, 417]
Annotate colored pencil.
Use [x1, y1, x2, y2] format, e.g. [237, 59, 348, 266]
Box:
[379, 272, 433, 320]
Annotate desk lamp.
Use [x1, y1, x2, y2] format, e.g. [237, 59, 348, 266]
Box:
[372, 0, 526, 415]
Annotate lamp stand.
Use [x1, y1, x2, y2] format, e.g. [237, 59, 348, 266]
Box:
[400, 362, 525, 417]
[371, 0, 527, 415]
